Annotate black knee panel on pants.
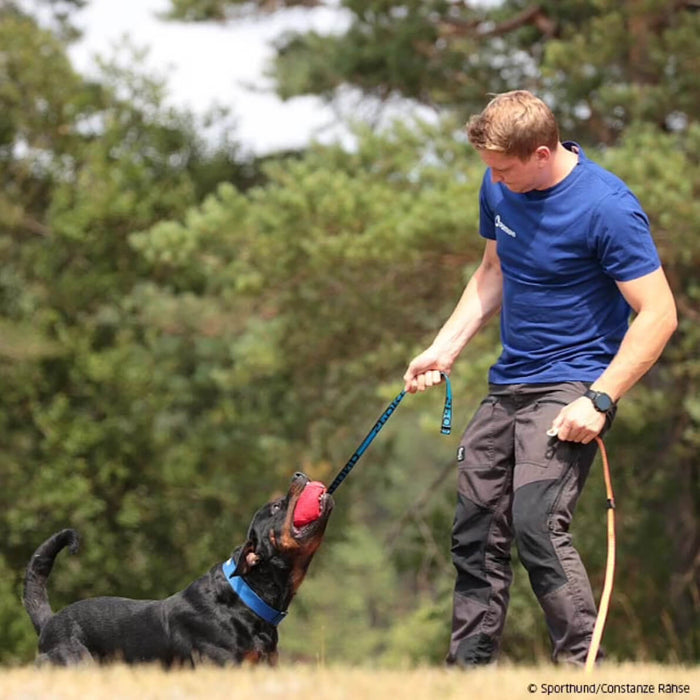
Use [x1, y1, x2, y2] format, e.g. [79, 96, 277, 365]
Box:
[451, 493, 493, 605]
[513, 480, 568, 598]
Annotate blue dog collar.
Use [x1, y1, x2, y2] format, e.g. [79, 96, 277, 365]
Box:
[222, 557, 287, 626]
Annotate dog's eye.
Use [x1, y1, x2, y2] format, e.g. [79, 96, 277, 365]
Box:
[270, 500, 283, 514]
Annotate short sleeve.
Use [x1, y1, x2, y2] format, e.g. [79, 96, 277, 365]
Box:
[590, 190, 661, 282]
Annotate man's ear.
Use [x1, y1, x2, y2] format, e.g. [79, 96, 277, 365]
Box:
[233, 540, 260, 576]
[534, 145, 552, 164]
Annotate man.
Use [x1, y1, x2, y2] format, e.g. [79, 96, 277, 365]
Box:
[403, 90, 677, 666]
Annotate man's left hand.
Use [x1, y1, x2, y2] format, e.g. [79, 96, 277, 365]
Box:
[549, 397, 606, 444]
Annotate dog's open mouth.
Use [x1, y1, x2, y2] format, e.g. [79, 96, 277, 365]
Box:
[292, 481, 332, 532]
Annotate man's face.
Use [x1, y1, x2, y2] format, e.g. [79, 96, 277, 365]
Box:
[479, 148, 549, 193]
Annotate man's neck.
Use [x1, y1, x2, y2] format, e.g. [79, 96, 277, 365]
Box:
[545, 143, 579, 189]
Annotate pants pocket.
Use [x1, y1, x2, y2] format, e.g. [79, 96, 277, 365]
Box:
[514, 399, 573, 490]
[457, 397, 512, 510]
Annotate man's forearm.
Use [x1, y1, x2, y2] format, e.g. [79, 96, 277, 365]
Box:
[591, 305, 677, 402]
[403, 242, 504, 393]
[430, 256, 503, 364]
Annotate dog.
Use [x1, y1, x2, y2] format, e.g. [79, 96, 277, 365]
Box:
[23, 472, 333, 666]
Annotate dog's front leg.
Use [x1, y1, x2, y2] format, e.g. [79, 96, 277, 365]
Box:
[190, 643, 244, 667]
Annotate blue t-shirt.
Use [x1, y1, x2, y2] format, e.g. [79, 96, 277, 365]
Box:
[479, 142, 660, 384]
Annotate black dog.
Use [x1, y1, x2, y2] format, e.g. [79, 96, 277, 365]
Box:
[23, 473, 333, 666]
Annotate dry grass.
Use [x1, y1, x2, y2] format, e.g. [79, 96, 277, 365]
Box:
[1, 663, 698, 700]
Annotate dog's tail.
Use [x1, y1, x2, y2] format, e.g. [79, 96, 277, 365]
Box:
[23, 529, 80, 635]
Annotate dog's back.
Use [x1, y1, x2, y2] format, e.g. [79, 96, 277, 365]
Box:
[39, 596, 173, 664]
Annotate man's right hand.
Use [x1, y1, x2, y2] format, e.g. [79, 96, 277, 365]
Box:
[403, 348, 451, 393]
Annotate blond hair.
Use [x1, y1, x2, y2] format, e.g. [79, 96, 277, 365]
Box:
[465, 90, 559, 160]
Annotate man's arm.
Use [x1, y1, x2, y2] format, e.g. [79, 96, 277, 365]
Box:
[551, 267, 678, 443]
[404, 239, 503, 393]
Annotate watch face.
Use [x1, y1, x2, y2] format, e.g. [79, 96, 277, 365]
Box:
[595, 393, 614, 412]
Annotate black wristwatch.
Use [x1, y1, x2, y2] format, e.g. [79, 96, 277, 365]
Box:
[584, 389, 615, 414]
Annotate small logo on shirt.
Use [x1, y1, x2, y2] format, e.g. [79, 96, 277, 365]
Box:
[457, 445, 465, 462]
[495, 214, 517, 238]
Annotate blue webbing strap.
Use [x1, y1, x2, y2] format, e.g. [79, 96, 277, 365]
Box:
[327, 372, 452, 495]
[222, 557, 287, 626]
[441, 371, 453, 436]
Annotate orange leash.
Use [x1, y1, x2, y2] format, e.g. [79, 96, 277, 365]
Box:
[584, 435, 616, 673]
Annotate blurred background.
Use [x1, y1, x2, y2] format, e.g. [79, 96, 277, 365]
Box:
[0, 0, 697, 666]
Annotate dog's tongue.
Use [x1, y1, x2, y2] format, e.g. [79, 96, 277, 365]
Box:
[293, 481, 326, 527]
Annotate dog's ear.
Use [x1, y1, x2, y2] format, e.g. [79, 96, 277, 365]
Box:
[233, 541, 260, 576]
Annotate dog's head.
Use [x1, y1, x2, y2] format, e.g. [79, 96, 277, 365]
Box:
[232, 472, 333, 605]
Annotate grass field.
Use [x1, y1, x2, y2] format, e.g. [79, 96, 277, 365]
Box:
[2, 663, 698, 700]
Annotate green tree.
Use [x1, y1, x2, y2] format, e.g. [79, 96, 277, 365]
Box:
[160, 0, 699, 664]
[165, 0, 700, 145]
[130, 121, 698, 665]
[0, 3, 263, 662]
[1, 0, 697, 668]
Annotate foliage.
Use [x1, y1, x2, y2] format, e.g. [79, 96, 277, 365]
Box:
[166, 0, 700, 145]
[0, 0, 697, 668]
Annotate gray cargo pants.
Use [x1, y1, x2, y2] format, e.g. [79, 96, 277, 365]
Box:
[447, 381, 609, 666]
